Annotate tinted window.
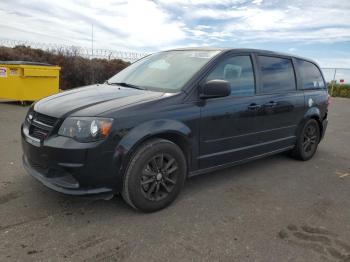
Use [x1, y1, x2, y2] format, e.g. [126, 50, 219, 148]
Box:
[297, 60, 325, 89]
[259, 56, 296, 93]
[205, 56, 255, 96]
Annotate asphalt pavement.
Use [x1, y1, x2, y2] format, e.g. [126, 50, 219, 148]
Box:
[0, 98, 349, 262]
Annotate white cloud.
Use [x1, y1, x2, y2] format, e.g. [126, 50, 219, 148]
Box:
[252, 0, 263, 5]
[318, 57, 350, 68]
[1, 0, 350, 48]
[0, 0, 186, 51]
[0, 0, 349, 67]
[98, 0, 185, 47]
[157, 0, 245, 6]
[185, 1, 350, 44]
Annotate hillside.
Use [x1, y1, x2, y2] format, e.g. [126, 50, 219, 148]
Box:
[0, 45, 130, 90]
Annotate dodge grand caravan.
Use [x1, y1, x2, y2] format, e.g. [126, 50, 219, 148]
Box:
[22, 48, 329, 212]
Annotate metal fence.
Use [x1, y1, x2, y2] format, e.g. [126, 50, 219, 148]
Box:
[0, 38, 148, 62]
[321, 68, 350, 85]
[1, 38, 350, 80]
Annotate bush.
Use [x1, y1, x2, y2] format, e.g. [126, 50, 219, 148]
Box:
[328, 84, 350, 98]
[0, 45, 130, 90]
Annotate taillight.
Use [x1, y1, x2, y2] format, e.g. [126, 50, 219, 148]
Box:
[326, 94, 331, 108]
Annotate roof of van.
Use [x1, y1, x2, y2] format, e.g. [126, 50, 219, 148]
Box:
[166, 47, 318, 65]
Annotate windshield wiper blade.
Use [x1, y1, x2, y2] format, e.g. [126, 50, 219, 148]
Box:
[108, 82, 144, 90]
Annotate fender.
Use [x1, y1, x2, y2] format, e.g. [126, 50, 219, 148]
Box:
[303, 106, 321, 121]
[118, 119, 192, 152]
[295, 106, 322, 138]
[112, 119, 194, 190]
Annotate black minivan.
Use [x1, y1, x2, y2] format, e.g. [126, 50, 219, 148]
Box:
[22, 48, 329, 212]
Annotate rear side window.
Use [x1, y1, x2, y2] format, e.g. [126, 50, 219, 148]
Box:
[258, 56, 296, 93]
[205, 55, 255, 96]
[297, 60, 325, 89]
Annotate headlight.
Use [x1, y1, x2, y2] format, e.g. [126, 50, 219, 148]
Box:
[58, 117, 114, 142]
[25, 104, 34, 124]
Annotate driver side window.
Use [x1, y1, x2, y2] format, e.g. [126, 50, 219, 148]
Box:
[205, 55, 255, 96]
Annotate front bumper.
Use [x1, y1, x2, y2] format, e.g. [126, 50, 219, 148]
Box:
[23, 155, 113, 198]
[21, 126, 120, 199]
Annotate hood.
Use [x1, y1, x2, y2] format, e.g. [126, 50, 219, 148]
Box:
[34, 84, 166, 118]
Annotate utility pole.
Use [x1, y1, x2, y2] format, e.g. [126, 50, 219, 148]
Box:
[91, 24, 95, 84]
[331, 68, 337, 96]
[91, 24, 94, 58]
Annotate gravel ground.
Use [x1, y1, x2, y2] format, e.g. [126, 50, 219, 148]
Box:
[0, 98, 349, 262]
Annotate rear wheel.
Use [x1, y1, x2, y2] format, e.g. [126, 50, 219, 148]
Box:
[291, 119, 320, 161]
[122, 139, 186, 212]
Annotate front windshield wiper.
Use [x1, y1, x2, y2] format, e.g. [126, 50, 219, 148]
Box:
[106, 81, 145, 90]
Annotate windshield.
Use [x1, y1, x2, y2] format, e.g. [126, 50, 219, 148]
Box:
[108, 50, 220, 92]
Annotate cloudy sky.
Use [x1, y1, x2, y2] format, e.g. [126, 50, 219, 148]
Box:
[0, 0, 350, 68]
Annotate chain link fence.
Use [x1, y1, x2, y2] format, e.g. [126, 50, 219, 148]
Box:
[321, 68, 350, 97]
[2, 38, 349, 76]
[1, 38, 349, 92]
[0, 38, 148, 63]
[321, 68, 350, 84]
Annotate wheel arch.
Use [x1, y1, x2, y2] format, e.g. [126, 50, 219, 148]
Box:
[296, 107, 323, 139]
[126, 132, 192, 169]
[113, 119, 194, 191]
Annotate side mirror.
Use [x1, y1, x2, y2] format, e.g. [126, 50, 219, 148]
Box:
[200, 80, 231, 99]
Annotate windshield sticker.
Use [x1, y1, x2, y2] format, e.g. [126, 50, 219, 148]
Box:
[149, 59, 170, 70]
[0, 67, 7, 78]
[188, 52, 213, 59]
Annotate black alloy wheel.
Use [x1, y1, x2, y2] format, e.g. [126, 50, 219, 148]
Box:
[291, 119, 320, 161]
[302, 122, 319, 157]
[122, 139, 186, 212]
[140, 154, 179, 201]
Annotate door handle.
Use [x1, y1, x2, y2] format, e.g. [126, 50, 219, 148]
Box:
[248, 103, 261, 110]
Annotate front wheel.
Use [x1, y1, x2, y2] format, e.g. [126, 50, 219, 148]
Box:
[291, 119, 320, 161]
[122, 139, 187, 212]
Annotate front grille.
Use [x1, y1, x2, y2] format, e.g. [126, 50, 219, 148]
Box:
[35, 113, 57, 127]
[28, 111, 58, 141]
[31, 125, 49, 140]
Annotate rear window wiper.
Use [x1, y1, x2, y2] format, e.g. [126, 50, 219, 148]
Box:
[106, 81, 145, 90]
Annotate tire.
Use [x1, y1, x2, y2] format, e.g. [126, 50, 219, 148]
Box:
[122, 138, 187, 212]
[291, 119, 320, 161]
